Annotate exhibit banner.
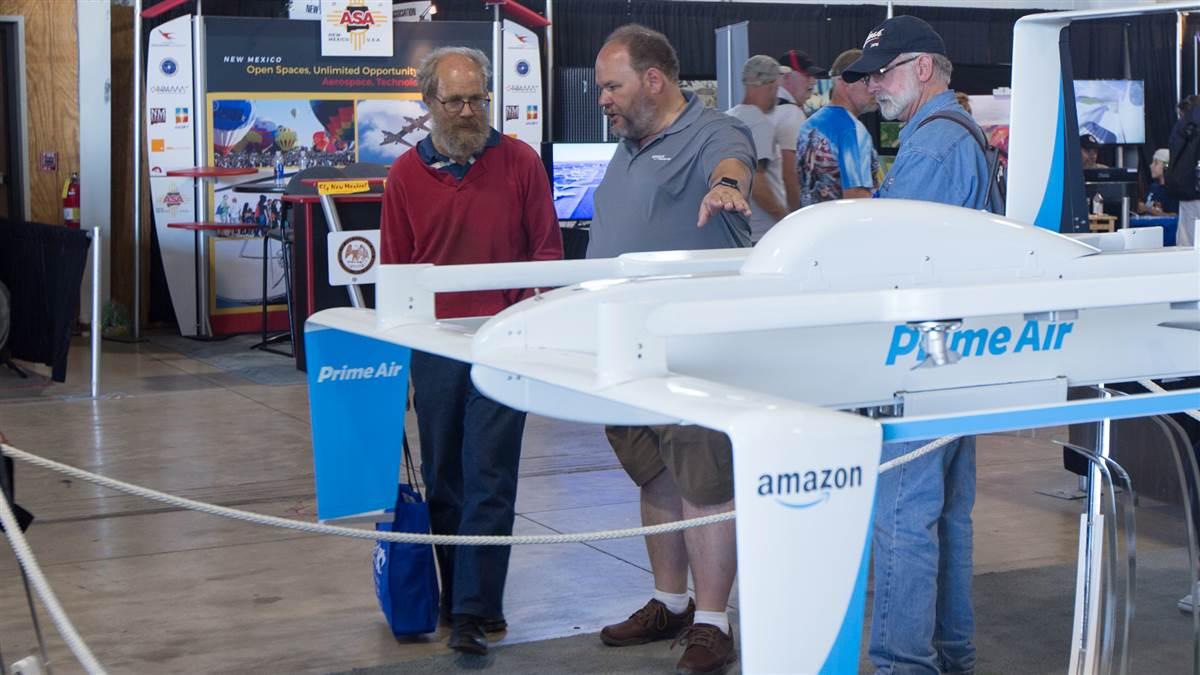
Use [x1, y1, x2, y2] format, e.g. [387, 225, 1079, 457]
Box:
[320, 0, 393, 58]
[501, 20, 542, 153]
[145, 15, 200, 335]
[201, 18, 494, 334]
[205, 18, 490, 94]
[305, 323, 411, 522]
[146, 20, 196, 174]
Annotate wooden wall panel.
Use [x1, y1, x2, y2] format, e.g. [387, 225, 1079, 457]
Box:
[10, 0, 79, 225]
[109, 5, 150, 320]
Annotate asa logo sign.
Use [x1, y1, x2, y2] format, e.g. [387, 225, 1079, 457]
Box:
[321, 1, 393, 57]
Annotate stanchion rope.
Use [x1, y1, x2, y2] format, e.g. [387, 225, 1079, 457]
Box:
[0, 480, 106, 674]
[1139, 379, 1200, 424]
[0, 431, 965, 675]
[1, 436, 956, 547]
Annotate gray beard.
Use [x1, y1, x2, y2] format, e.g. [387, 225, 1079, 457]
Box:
[610, 97, 659, 141]
[432, 122, 490, 161]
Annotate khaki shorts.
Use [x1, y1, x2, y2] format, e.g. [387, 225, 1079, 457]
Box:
[605, 425, 734, 506]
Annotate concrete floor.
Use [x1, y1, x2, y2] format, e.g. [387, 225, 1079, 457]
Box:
[0, 336, 1189, 674]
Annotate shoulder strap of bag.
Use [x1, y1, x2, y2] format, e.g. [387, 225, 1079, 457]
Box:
[401, 431, 422, 499]
[917, 110, 989, 156]
[917, 109, 1000, 210]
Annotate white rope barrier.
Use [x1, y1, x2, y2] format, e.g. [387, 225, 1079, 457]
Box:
[0, 431, 955, 674]
[1, 433, 951, 549]
[1138, 379, 1200, 423]
[0, 443, 732, 546]
[0, 483, 106, 674]
[879, 435, 962, 473]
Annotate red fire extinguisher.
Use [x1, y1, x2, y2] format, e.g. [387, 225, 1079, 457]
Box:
[62, 172, 80, 229]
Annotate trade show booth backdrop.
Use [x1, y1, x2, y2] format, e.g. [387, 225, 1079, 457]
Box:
[134, 0, 1198, 329]
[143, 12, 540, 336]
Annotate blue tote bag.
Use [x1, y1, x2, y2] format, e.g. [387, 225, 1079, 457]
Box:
[372, 434, 439, 636]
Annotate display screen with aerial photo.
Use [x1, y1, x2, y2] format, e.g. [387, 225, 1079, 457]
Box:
[551, 143, 618, 221]
[1074, 79, 1145, 145]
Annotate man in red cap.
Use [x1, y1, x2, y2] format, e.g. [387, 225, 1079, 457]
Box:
[771, 49, 827, 212]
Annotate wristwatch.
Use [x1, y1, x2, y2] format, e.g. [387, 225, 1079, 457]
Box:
[713, 176, 740, 191]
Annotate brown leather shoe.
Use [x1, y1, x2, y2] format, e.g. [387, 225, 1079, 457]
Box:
[672, 623, 737, 675]
[600, 598, 695, 647]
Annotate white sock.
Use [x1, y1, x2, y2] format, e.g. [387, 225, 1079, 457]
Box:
[653, 589, 691, 615]
[693, 610, 729, 635]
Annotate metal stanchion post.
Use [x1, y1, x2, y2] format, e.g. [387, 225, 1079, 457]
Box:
[132, 0, 143, 341]
[492, 4, 503, 131]
[91, 227, 102, 399]
[545, 0, 553, 144]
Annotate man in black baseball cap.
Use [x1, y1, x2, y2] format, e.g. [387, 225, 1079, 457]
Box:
[840, 15, 946, 85]
[843, 14, 991, 675]
[840, 16, 952, 124]
[1080, 132, 1107, 168]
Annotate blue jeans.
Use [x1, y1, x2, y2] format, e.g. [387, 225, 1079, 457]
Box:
[870, 436, 977, 675]
[410, 352, 527, 620]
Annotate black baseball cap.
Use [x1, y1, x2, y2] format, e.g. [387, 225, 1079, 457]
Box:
[1080, 133, 1101, 150]
[840, 16, 947, 83]
[777, 50, 827, 78]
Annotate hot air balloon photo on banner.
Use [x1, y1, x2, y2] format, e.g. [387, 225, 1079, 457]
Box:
[211, 99, 356, 169]
[212, 100, 255, 156]
[234, 119, 278, 154]
[311, 100, 356, 151]
[275, 126, 298, 152]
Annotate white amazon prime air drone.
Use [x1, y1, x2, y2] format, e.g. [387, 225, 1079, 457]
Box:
[304, 3, 1200, 673]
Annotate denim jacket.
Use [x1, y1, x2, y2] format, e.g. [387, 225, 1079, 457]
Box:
[875, 90, 989, 209]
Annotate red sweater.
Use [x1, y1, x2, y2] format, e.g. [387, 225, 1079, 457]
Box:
[379, 135, 563, 319]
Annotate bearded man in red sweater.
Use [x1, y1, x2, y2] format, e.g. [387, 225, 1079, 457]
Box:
[379, 46, 562, 657]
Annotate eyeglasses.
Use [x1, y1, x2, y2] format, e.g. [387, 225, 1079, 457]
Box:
[434, 95, 491, 113]
[866, 55, 921, 84]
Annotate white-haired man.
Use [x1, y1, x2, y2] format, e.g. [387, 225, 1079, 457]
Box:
[841, 15, 990, 675]
[772, 49, 825, 211]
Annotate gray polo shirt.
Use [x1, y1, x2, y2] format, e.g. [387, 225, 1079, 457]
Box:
[587, 92, 756, 258]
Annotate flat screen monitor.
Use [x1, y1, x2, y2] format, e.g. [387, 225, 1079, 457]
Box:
[551, 143, 618, 221]
[1074, 79, 1145, 144]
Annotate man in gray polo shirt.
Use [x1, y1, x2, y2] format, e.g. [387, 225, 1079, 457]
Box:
[587, 23, 755, 675]
[586, 30, 755, 259]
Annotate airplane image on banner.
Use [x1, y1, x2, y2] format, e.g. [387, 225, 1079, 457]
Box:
[379, 113, 431, 148]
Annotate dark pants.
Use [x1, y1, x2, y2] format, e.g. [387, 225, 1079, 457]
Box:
[410, 351, 526, 620]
